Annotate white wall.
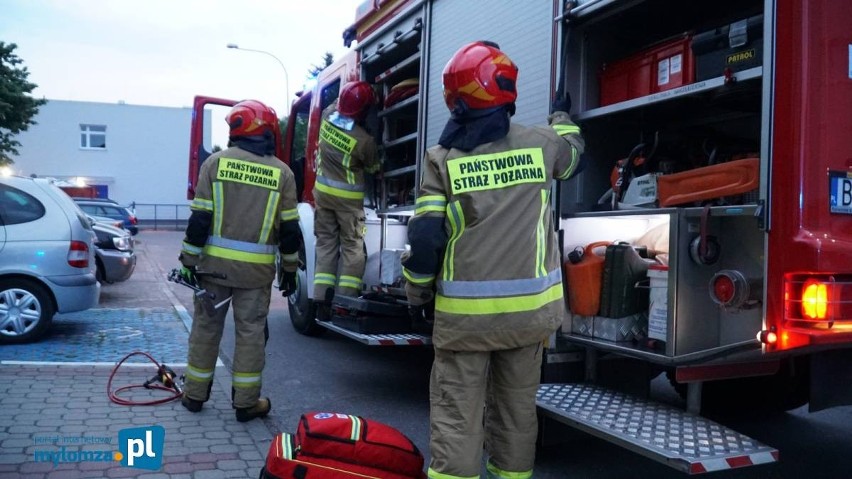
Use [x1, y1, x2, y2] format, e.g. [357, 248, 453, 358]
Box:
[12, 99, 206, 219]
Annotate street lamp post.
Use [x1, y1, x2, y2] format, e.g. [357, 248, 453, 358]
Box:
[226, 43, 290, 109]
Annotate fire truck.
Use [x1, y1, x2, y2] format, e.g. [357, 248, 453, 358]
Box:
[188, 0, 852, 473]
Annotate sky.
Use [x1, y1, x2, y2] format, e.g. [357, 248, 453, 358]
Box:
[1, 0, 363, 144]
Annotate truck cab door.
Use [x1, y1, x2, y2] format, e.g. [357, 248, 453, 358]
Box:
[187, 96, 237, 200]
[186, 96, 286, 200]
[282, 92, 312, 202]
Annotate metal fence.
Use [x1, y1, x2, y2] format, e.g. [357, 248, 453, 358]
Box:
[132, 203, 192, 231]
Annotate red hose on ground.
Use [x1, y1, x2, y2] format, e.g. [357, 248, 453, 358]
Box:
[108, 351, 183, 406]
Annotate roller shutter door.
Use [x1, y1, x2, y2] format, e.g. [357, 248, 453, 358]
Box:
[424, 0, 557, 148]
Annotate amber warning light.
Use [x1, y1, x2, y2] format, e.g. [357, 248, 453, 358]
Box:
[801, 279, 829, 320]
[784, 274, 852, 326]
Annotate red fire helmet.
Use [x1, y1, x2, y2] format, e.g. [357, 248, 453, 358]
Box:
[338, 81, 375, 118]
[442, 41, 518, 114]
[226, 100, 278, 138]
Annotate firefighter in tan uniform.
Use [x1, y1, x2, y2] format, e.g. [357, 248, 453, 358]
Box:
[313, 80, 380, 312]
[178, 100, 301, 422]
[402, 42, 585, 479]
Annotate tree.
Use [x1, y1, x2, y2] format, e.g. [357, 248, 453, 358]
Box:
[308, 52, 334, 79]
[0, 42, 47, 166]
[274, 52, 334, 161]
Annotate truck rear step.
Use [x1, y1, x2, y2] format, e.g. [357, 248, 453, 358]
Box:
[537, 383, 778, 474]
[316, 320, 431, 346]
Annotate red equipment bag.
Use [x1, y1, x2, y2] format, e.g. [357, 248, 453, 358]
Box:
[261, 412, 426, 479]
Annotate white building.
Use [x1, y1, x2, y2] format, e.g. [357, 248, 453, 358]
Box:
[12, 99, 211, 221]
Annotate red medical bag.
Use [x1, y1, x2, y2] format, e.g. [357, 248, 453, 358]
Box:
[261, 412, 426, 479]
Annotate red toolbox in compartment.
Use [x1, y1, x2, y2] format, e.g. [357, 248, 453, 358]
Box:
[600, 34, 694, 107]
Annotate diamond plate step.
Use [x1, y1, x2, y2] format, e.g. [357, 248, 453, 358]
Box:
[537, 383, 778, 474]
[316, 320, 431, 346]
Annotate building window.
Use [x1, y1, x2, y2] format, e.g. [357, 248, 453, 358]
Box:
[80, 124, 106, 149]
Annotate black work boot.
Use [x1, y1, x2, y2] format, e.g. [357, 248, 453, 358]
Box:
[235, 397, 272, 422]
[315, 301, 331, 321]
[181, 394, 204, 413]
[315, 287, 335, 321]
[181, 381, 212, 413]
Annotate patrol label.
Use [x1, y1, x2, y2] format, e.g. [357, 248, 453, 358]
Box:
[320, 121, 356, 154]
[727, 49, 755, 65]
[447, 148, 546, 194]
[216, 158, 280, 190]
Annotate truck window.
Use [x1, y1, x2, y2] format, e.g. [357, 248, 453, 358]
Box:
[290, 106, 310, 166]
[320, 80, 341, 110]
[289, 101, 310, 201]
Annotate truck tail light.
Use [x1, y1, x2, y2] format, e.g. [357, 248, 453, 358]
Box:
[784, 274, 852, 327]
[67, 240, 90, 268]
[802, 279, 829, 320]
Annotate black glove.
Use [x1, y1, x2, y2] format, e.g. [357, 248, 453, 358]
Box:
[551, 88, 572, 114]
[178, 265, 198, 288]
[279, 271, 297, 297]
[408, 303, 434, 334]
[408, 304, 424, 322]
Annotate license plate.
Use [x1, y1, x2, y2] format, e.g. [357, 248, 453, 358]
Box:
[829, 171, 852, 214]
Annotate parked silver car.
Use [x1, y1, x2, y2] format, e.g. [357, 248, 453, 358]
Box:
[90, 218, 137, 283]
[0, 175, 100, 343]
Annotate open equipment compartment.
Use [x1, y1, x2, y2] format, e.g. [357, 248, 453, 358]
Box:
[555, 0, 768, 364]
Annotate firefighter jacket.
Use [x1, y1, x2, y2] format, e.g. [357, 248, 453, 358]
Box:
[402, 111, 584, 351]
[313, 102, 379, 212]
[181, 146, 300, 289]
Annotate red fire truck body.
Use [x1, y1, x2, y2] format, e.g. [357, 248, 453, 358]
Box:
[188, 0, 852, 472]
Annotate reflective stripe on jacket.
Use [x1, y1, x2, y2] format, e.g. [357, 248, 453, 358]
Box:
[313, 102, 379, 212]
[403, 112, 584, 351]
[186, 146, 299, 289]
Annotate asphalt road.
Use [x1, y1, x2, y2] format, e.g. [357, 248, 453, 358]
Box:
[134, 229, 852, 479]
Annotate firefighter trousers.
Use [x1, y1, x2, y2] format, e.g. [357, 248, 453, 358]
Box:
[313, 206, 366, 298]
[428, 344, 542, 479]
[184, 281, 271, 409]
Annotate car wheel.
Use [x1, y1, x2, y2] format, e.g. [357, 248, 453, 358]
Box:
[286, 247, 325, 337]
[0, 279, 55, 344]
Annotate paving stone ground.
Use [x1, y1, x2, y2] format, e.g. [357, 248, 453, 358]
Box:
[0, 231, 275, 478]
[0, 364, 271, 478]
[0, 309, 189, 364]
